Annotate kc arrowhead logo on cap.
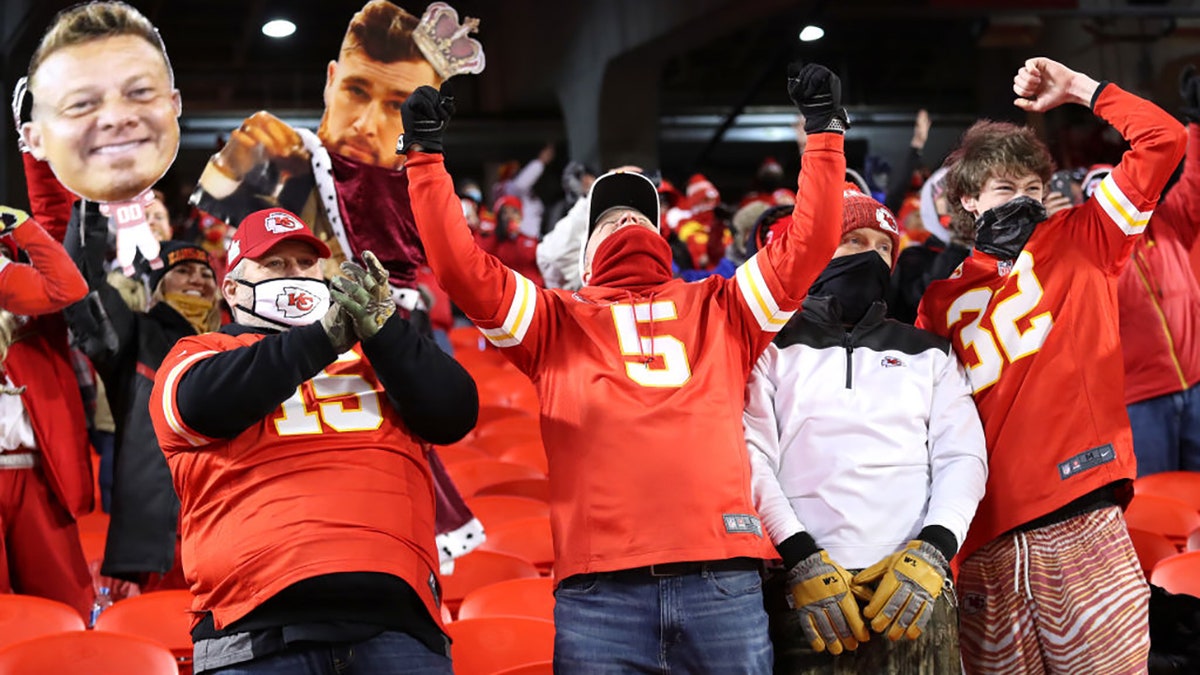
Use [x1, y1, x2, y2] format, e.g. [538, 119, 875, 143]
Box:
[264, 211, 304, 234]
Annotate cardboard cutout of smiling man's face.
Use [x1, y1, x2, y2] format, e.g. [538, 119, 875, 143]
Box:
[23, 27, 181, 203]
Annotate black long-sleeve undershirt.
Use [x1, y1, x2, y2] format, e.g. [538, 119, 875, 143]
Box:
[361, 313, 478, 445]
[174, 313, 477, 445]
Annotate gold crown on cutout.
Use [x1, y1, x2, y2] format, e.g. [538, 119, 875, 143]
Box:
[414, 2, 486, 80]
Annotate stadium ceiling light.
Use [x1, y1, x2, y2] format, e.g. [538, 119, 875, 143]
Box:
[799, 25, 825, 42]
[262, 19, 296, 38]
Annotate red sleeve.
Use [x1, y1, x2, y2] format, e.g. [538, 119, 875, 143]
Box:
[22, 154, 77, 243]
[150, 336, 224, 455]
[1075, 84, 1187, 270]
[725, 132, 844, 354]
[1147, 122, 1200, 250]
[405, 152, 546, 373]
[0, 218, 88, 315]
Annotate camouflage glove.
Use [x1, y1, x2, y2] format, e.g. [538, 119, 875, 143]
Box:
[851, 540, 947, 641]
[330, 250, 396, 341]
[0, 206, 30, 235]
[786, 550, 870, 654]
[319, 301, 355, 354]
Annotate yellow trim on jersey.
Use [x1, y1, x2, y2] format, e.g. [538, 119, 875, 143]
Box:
[735, 253, 795, 332]
[161, 350, 218, 447]
[480, 270, 537, 348]
[1095, 174, 1152, 235]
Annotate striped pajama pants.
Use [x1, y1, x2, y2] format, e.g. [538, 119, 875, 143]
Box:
[958, 506, 1149, 675]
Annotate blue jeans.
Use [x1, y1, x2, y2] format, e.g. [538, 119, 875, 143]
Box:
[204, 631, 451, 675]
[553, 566, 772, 674]
[1127, 384, 1200, 476]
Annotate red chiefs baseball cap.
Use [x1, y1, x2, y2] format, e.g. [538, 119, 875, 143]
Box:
[226, 208, 331, 270]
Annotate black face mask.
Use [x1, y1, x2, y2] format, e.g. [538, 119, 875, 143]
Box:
[974, 195, 1047, 260]
[808, 250, 891, 324]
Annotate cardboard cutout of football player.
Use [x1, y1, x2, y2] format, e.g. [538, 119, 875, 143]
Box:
[192, 0, 484, 308]
[19, 2, 180, 275]
[191, 0, 485, 568]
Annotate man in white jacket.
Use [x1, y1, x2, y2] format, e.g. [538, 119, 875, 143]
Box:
[743, 187, 987, 673]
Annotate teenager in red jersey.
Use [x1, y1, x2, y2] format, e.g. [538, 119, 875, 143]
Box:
[400, 64, 846, 673]
[150, 209, 477, 674]
[917, 57, 1186, 674]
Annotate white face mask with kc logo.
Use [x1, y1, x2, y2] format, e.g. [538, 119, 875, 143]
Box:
[235, 277, 330, 330]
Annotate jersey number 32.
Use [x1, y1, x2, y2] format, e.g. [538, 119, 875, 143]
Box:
[945, 251, 1053, 393]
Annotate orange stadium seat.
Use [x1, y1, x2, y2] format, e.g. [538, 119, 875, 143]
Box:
[93, 590, 194, 674]
[1127, 528, 1179, 578]
[445, 459, 545, 498]
[478, 516, 555, 575]
[0, 630, 179, 675]
[465, 495, 551, 531]
[440, 551, 540, 618]
[475, 416, 541, 440]
[0, 595, 85, 651]
[1125, 494, 1200, 548]
[445, 617, 555, 675]
[79, 530, 107, 567]
[475, 477, 551, 503]
[76, 510, 111, 535]
[470, 432, 544, 459]
[500, 441, 549, 475]
[457, 577, 556, 622]
[1133, 471, 1200, 513]
[435, 444, 491, 465]
[477, 405, 535, 429]
[1150, 551, 1200, 597]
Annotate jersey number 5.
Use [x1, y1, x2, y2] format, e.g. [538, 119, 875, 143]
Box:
[274, 351, 384, 435]
[945, 251, 1053, 393]
[611, 301, 692, 388]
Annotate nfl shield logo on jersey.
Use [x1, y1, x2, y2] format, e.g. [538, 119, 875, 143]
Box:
[276, 286, 319, 318]
[996, 259, 1014, 276]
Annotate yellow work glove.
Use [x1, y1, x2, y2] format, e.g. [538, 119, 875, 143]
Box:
[851, 540, 946, 641]
[785, 550, 870, 655]
[0, 206, 29, 235]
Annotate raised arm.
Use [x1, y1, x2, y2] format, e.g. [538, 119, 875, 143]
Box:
[60, 200, 136, 369]
[0, 208, 87, 315]
[1014, 58, 1185, 266]
[728, 64, 844, 348]
[402, 85, 546, 369]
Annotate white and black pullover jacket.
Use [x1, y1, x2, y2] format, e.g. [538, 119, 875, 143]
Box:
[744, 296, 988, 569]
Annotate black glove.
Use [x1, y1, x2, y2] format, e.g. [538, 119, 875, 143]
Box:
[397, 81, 456, 155]
[1180, 65, 1200, 124]
[787, 63, 848, 134]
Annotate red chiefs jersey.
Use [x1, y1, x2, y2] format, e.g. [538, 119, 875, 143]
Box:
[150, 333, 442, 630]
[918, 85, 1186, 562]
[406, 133, 844, 581]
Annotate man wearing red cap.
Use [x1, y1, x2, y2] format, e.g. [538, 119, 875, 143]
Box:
[401, 63, 846, 673]
[743, 188, 987, 672]
[149, 208, 477, 674]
